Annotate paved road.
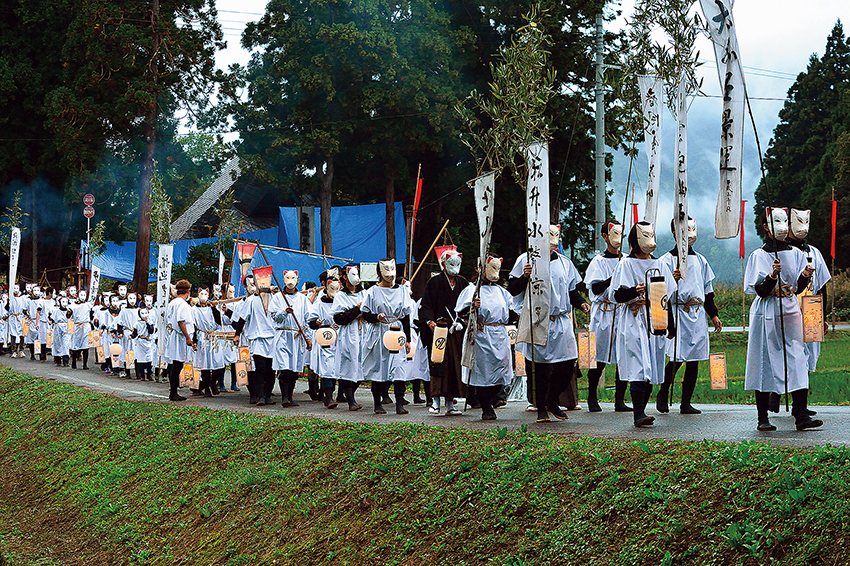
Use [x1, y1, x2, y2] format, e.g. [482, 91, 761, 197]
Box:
[3, 356, 847, 448]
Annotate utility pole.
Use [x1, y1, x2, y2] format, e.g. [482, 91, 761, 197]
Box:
[594, 13, 606, 253]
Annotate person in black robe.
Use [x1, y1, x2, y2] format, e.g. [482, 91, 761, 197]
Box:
[418, 249, 470, 415]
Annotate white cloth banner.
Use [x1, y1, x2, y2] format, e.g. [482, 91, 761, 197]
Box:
[88, 265, 101, 303]
[638, 75, 663, 225]
[156, 244, 174, 358]
[673, 77, 690, 280]
[462, 170, 496, 370]
[517, 142, 550, 346]
[218, 251, 225, 286]
[700, 0, 745, 239]
[8, 227, 20, 291]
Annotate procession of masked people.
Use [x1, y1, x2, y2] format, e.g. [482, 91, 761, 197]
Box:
[0, 208, 828, 432]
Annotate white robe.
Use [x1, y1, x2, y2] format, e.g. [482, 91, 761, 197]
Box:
[7, 295, 25, 337]
[165, 297, 194, 364]
[332, 289, 365, 382]
[236, 295, 275, 359]
[610, 256, 675, 384]
[219, 307, 238, 364]
[269, 291, 311, 372]
[360, 285, 412, 382]
[69, 301, 93, 351]
[132, 316, 157, 363]
[744, 246, 810, 394]
[798, 243, 831, 372]
[306, 297, 338, 379]
[0, 300, 7, 344]
[660, 250, 715, 362]
[583, 253, 621, 364]
[455, 283, 513, 387]
[510, 252, 581, 363]
[193, 305, 224, 371]
[49, 307, 72, 357]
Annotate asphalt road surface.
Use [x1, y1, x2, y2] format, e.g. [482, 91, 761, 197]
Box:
[3, 355, 847, 449]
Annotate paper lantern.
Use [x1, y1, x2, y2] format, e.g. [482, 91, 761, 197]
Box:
[576, 329, 597, 370]
[180, 362, 198, 388]
[801, 295, 824, 343]
[46, 330, 54, 349]
[235, 361, 249, 386]
[109, 343, 122, 366]
[709, 352, 728, 390]
[68, 320, 75, 334]
[506, 325, 518, 345]
[238, 346, 253, 371]
[96, 345, 105, 363]
[125, 350, 135, 368]
[34, 339, 40, 351]
[253, 265, 274, 291]
[383, 325, 407, 353]
[22, 320, 29, 336]
[430, 323, 448, 363]
[316, 326, 337, 348]
[645, 268, 668, 336]
[237, 243, 257, 282]
[515, 351, 526, 377]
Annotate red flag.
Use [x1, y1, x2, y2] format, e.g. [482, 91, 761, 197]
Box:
[832, 199, 838, 259]
[740, 200, 747, 258]
[632, 203, 638, 224]
[410, 178, 423, 243]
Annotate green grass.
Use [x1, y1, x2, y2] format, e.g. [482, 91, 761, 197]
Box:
[2, 367, 850, 565]
[592, 331, 850, 406]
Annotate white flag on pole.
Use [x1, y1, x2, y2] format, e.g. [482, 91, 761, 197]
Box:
[517, 142, 550, 346]
[700, 0, 746, 239]
[638, 75, 663, 225]
[88, 265, 101, 302]
[218, 251, 225, 286]
[673, 76, 690, 280]
[156, 244, 174, 359]
[461, 170, 496, 371]
[8, 227, 20, 291]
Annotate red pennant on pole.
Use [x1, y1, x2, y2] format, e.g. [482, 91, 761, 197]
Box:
[740, 200, 747, 258]
[411, 178, 423, 243]
[832, 199, 838, 259]
[632, 203, 638, 224]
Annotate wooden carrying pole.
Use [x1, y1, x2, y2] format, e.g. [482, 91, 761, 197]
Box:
[256, 242, 307, 341]
[409, 219, 450, 285]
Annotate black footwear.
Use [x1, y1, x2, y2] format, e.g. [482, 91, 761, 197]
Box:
[768, 392, 781, 413]
[395, 403, 409, 415]
[307, 379, 321, 402]
[203, 388, 212, 398]
[169, 394, 186, 402]
[548, 405, 568, 420]
[796, 417, 823, 431]
[807, 409, 818, 416]
[536, 409, 550, 423]
[614, 402, 633, 412]
[374, 403, 387, 415]
[263, 397, 276, 406]
[680, 404, 702, 415]
[323, 390, 338, 410]
[482, 412, 497, 421]
[82, 365, 89, 370]
[336, 389, 346, 403]
[256, 397, 266, 406]
[211, 384, 220, 395]
[757, 420, 776, 432]
[413, 395, 426, 405]
[587, 398, 602, 413]
[493, 399, 507, 408]
[381, 395, 393, 406]
[634, 415, 655, 427]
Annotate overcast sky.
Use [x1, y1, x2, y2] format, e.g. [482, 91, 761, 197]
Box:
[210, 0, 849, 277]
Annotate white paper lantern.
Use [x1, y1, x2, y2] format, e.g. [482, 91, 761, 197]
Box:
[316, 327, 337, 348]
[383, 325, 407, 353]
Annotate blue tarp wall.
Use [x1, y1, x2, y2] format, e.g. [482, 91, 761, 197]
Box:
[83, 228, 278, 283]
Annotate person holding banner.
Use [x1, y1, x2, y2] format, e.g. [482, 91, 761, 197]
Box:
[269, 270, 313, 407]
[657, 217, 723, 415]
[455, 257, 516, 420]
[744, 208, 822, 431]
[610, 222, 676, 428]
[509, 225, 591, 424]
[360, 259, 413, 415]
[419, 249, 468, 416]
[165, 280, 196, 402]
[332, 264, 365, 411]
[7, 286, 24, 358]
[69, 290, 93, 370]
[583, 220, 632, 413]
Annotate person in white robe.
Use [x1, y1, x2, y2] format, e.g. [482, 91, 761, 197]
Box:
[745, 208, 822, 431]
[359, 259, 412, 415]
[69, 290, 93, 369]
[610, 222, 676, 428]
[583, 220, 632, 413]
[49, 296, 72, 365]
[406, 298, 431, 405]
[508, 225, 590, 423]
[331, 264, 365, 411]
[307, 277, 342, 409]
[232, 274, 277, 407]
[456, 257, 516, 420]
[269, 270, 313, 407]
[164, 280, 196, 402]
[101, 295, 124, 375]
[657, 218, 723, 415]
[131, 307, 156, 381]
[92, 293, 111, 371]
[193, 288, 225, 396]
[7, 286, 25, 358]
[0, 293, 8, 356]
[210, 285, 240, 391]
[24, 286, 43, 360]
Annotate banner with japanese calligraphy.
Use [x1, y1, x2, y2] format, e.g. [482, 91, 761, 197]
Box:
[517, 142, 550, 346]
[218, 251, 225, 286]
[700, 0, 745, 239]
[638, 75, 663, 225]
[8, 227, 20, 291]
[87, 265, 100, 303]
[673, 77, 690, 280]
[462, 170, 497, 371]
[156, 244, 174, 359]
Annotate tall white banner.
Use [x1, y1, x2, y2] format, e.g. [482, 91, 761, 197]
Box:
[462, 170, 496, 371]
[700, 0, 745, 239]
[517, 142, 550, 347]
[88, 265, 101, 302]
[156, 244, 174, 359]
[638, 75, 663, 225]
[673, 77, 690, 280]
[8, 227, 20, 291]
[218, 251, 225, 286]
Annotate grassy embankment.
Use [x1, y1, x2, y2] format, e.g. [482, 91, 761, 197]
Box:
[2, 367, 850, 565]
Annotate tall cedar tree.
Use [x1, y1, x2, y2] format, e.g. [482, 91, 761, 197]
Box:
[755, 21, 850, 267]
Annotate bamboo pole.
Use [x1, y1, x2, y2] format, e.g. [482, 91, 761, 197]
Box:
[235, 239, 352, 263]
[406, 164, 422, 280]
[225, 221, 244, 286]
[409, 219, 450, 285]
[256, 242, 307, 341]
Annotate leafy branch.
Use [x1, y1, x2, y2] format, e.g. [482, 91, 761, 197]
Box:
[89, 220, 106, 257]
[149, 160, 173, 246]
[0, 190, 28, 255]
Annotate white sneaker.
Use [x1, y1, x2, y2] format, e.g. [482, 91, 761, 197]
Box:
[429, 402, 440, 414]
[526, 404, 537, 412]
[446, 407, 463, 416]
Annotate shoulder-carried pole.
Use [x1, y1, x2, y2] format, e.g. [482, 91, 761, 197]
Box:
[409, 219, 450, 285]
[256, 242, 307, 341]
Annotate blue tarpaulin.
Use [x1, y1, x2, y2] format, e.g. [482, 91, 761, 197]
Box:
[278, 202, 407, 264]
[229, 246, 334, 296]
[83, 228, 278, 283]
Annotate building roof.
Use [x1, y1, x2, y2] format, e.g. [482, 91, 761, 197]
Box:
[169, 156, 241, 241]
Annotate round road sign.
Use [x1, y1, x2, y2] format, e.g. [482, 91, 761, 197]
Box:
[83, 206, 95, 218]
[83, 193, 95, 206]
